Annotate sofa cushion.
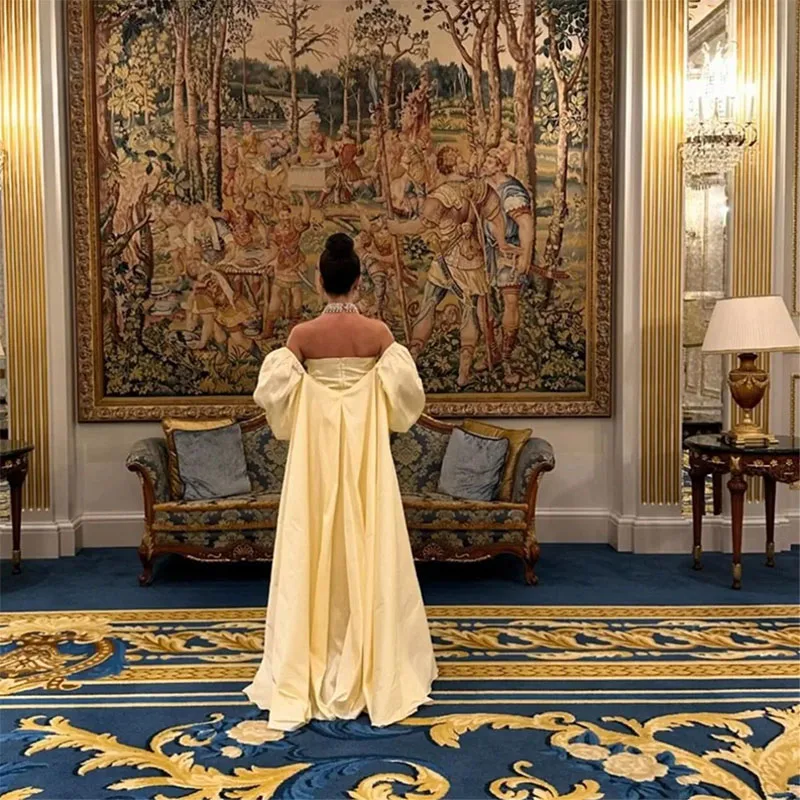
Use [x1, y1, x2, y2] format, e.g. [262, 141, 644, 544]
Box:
[438, 428, 509, 501]
[162, 417, 234, 498]
[153, 528, 277, 557]
[391, 423, 451, 495]
[152, 492, 280, 532]
[402, 494, 527, 529]
[462, 420, 531, 501]
[154, 491, 527, 533]
[173, 423, 252, 501]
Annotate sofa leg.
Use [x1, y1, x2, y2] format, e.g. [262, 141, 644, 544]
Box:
[138, 548, 155, 587]
[523, 541, 540, 586]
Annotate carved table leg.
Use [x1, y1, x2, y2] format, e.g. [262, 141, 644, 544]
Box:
[764, 474, 776, 567]
[7, 459, 29, 575]
[728, 473, 747, 590]
[690, 469, 706, 570]
[712, 473, 723, 516]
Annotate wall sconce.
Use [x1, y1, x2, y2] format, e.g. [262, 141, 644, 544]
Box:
[680, 43, 758, 189]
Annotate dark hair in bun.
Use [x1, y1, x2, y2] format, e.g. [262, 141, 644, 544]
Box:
[319, 232, 360, 296]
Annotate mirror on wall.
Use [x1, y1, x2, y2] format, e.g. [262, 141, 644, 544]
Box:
[681, 0, 732, 513]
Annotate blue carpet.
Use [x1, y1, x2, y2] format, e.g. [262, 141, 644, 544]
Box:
[1, 547, 799, 799]
[1, 544, 799, 611]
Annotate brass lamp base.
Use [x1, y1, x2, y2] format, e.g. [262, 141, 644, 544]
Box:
[723, 352, 777, 448]
[723, 425, 778, 448]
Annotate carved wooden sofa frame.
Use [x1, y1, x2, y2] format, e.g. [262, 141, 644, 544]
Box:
[127, 414, 555, 586]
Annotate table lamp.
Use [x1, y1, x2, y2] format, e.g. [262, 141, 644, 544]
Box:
[702, 295, 800, 446]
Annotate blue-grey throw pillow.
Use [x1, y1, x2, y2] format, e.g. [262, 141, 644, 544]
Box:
[438, 428, 509, 502]
[173, 423, 251, 501]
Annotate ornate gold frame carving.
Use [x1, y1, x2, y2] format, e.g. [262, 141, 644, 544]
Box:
[65, 0, 615, 421]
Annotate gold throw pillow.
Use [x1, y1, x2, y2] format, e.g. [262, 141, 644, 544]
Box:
[462, 420, 531, 501]
[162, 418, 235, 499]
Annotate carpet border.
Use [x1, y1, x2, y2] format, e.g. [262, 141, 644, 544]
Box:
[1, 604, 798, 622]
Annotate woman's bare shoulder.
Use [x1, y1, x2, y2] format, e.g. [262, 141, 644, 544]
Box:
[347, 314, 392, 350]
[366, 318, 395, 352]
[286, 321, 314, 359]
[288, 314, 393, 358]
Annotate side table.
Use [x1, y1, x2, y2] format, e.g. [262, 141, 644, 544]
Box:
[685, 434, 799, 589]
[0, 442, 34, 574]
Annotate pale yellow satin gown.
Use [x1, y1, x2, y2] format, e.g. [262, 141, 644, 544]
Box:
[244, 342, 438, 731]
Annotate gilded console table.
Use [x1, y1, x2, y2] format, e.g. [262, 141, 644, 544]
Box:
[685, 434, 800, 589]
[0, 441, 34, 574]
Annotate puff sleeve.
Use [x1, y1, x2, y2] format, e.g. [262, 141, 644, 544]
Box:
[377, 342, 426, 433]
[253, 348, 305, 440]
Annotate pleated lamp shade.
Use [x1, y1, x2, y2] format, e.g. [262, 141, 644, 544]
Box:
[702, 296, 800, 354]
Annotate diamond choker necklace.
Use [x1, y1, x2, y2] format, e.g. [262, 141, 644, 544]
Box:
[322, 302, 359, 314]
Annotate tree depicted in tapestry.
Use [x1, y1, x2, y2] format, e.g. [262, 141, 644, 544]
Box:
[69, 0, 613, 419]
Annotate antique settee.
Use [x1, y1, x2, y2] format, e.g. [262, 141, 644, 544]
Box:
[127, 415, 555, 586]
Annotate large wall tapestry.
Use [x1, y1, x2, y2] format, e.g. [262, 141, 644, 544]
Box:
[67, 0, 614, 421]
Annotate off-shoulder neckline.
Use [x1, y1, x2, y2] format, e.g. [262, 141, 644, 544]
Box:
[283, 340, 403, 369]
[273, 342, 408, 396]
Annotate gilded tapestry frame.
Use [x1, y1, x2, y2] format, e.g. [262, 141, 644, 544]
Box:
[66, 0, 615, 421]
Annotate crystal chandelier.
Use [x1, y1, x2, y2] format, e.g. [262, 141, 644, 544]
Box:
[681, 43, 758, 190]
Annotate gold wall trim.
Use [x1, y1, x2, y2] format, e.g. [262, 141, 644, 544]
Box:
[792, 0, 799, 317]
[731, 0, 776, 502]
[792, 371, 798, 502]
[641, 0, 685, 505]
[0, 0, 49, 510]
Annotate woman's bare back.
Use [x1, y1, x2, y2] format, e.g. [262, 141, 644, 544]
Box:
[287, 314, 394, 362]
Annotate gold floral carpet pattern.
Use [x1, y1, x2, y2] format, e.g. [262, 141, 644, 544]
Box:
[0, 604, 798, 799]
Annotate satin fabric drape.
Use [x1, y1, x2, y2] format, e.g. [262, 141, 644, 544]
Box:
[244, 343, 437, 731]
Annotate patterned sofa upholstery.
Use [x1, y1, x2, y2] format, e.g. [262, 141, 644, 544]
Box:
[127, 414, 555, 586]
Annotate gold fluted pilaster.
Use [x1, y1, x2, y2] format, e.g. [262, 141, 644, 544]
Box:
[641, 0, 685, 505]
[0, 0, 49, 510]
[731, 0, 776, 502]
[791, 0, 799, 317]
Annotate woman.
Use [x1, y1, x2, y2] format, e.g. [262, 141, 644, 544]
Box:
[244, 233, 437, 731]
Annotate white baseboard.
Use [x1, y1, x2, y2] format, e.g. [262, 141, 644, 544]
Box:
[4, 506, 798, 559]
[536, 508, 611, 543]
[609, 511, 799, 555]
[0, 522, 61, 559]
[76, 511, 144, 548]
[57, 518, 78, 556]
